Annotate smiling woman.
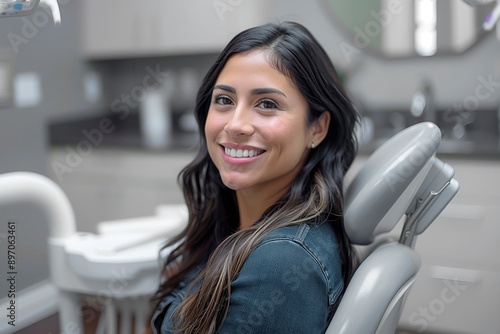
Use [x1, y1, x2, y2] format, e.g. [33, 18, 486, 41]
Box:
[205, 51, 328, 229]
[146, 21, 360, 334]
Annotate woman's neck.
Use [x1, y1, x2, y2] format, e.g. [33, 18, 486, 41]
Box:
[236, 185, 289, 230]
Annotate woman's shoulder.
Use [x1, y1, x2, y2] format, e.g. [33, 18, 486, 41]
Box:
[220, 221, 345, 333]
[258, 220, 340, 256]
[251, 220, 344, 305]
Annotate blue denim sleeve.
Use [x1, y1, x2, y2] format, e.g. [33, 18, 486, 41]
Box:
[217, 239, 331, 334]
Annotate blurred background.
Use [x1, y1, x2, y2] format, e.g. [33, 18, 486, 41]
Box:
[0, 0, 499, 333]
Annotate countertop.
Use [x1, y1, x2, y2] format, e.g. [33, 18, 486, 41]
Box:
[49, 112, 200, 152]
[48, 111, 500, 159]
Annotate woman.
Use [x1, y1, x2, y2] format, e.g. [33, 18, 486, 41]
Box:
[149, 21, 359, 333]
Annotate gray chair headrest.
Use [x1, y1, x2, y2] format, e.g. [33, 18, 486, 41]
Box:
[345, 122, 441, 245]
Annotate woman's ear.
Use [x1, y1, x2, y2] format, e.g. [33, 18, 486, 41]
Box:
[310, 111, 330, 146]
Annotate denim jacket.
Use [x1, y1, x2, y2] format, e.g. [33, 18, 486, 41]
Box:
[151, 220, 344, 333]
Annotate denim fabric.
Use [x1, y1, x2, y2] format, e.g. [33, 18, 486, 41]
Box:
[152, 220, 344, 334]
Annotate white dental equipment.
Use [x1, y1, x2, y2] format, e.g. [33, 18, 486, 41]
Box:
[0, 170, 187, 333]
[0, 0, 61, 24]
[463, 0, 500, 32]
[484, 2, 500, 31]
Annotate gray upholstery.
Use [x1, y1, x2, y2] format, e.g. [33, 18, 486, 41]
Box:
[328, 122, 459, 334]
[326, 243, 420, 334]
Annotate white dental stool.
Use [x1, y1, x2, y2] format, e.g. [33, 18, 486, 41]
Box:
[0, 170, 187, 334]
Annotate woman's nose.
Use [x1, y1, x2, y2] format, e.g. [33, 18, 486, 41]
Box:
[224, 105, 254, 137]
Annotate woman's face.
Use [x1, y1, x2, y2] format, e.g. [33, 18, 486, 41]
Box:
[205, 51, 324, 196]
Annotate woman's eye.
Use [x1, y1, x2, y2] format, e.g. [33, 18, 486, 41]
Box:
[256, 99, 278, 109]
[214, 95, 233, 105]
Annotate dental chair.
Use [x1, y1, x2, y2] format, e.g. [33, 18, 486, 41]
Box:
[327, 121, 459, 333]
[0, 122, 458, 334]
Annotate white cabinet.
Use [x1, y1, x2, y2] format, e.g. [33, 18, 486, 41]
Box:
[82, 0, 267, 58]
[398, 158, 500, 334]
[48, 148, 195, 232]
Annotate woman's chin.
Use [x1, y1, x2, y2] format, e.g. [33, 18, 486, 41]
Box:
[220, 176, 252, 191]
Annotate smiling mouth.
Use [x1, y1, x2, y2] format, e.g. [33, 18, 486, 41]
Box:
[223, 146, 265, 158]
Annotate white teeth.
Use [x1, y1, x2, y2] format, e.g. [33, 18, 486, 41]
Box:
[224, 147, 263, 158]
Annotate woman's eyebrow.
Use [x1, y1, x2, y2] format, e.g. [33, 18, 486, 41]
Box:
[213, 84, 236, 93]
[250, 88, 287, 98]
[213, 85, 287, 98]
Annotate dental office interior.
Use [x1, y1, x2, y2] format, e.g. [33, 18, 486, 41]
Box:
[0, 0, 499, 333]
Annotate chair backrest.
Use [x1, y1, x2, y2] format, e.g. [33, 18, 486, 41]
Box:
[327, 122, 459, 334]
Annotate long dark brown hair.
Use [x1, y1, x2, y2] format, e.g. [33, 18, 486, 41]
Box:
[150, 21, 359, 333]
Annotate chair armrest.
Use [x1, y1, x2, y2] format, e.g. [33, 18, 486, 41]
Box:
[327, 243, 421, 334]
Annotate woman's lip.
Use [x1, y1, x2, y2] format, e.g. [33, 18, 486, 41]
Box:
[219, 143, 265, 151]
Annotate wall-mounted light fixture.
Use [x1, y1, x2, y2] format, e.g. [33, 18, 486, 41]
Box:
[0, 0, 61, 25]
